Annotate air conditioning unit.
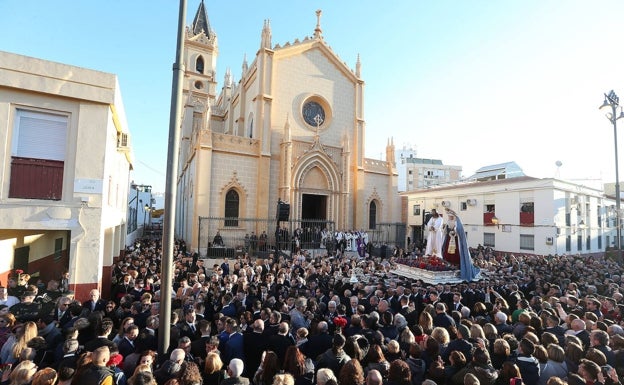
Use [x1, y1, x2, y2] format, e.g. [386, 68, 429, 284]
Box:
[546, 237, 554, 245]
[441, 200, 451, 208]
[466, 199, 477, 206]
[117, 133, 130, 151]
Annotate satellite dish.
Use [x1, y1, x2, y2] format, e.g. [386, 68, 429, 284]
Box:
[555, 161, 562, 167]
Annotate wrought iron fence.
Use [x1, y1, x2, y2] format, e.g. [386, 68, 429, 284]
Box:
[198, 217, 335, 258]
[197, 217, 406, 258]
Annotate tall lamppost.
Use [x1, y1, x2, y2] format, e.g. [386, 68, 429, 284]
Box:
[600, 90, 624, 260]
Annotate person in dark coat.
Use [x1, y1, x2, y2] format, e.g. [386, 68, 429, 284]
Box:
[299, 321, 333, 361]
[55, 338, 80, 371]
[432, 303, 455, 329]
[52, 297, 73, 328]
[83, 318, 116, 352]
[155, 348, 185, 385]
[77, 346, 114, 385]
[82, 289, 107, 315]
[243, 319, 267, 378]
[442, 324, 473, 364]
[118, 324, 139, 358]
[222, 318, 245, 365]
[268, 322, 295, 363]
[590, 329, 616, 367]
[451, 347, 498, 385]
[514, 338, 540, 385]
[315, 333, 351, 375]
[190, 319, 212, 361]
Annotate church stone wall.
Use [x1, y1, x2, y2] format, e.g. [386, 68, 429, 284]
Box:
[271, 48, 356, 154]
[209, 153, 259, 217]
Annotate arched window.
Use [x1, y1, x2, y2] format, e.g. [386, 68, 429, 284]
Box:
[248, 118, 253, 138]
[224, 189, 239, 227]
[369, 201, 377, 230]
[196, 56, 205, 74]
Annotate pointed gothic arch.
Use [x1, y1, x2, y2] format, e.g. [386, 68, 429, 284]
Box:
[224, 189, 239, 227]
[219, 173, 247, 227]
[196, 55, 205, 74]
[369, 200, 378, 229]
[366, 190, 383, 230]
[291, 152, 340, 223]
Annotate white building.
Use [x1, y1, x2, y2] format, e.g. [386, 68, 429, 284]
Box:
[0, 51, 133, 300]
[403, 176, 618, 256]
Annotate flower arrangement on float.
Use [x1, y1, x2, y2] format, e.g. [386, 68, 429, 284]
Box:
[394, 256, 455, 272]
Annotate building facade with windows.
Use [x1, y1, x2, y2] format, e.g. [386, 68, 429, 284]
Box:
[403, 176, 617, 256]
[0, 51, 133, 300]
[176, 4, 400, 253]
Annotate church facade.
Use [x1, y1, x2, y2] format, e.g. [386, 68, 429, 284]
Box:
[176, 2, 400, 253]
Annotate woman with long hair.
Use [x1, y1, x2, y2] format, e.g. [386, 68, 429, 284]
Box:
[179, 361, 202, 385]
[9, 322, 38, 364]
[363, 345, 389, 378]
[282, 346, 314, 385]
[495, 362, 521, 385]
[385, 360, 411, 385]
[338, 360, 364, 385]
[202, 352, 225, 385]
[254, 351, 280, 385]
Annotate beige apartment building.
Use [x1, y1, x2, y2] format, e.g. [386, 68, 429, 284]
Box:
[176, 3, 400, 253]
[0, 51, 132, 300]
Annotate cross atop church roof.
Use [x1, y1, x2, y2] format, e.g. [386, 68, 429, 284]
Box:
[313, 9, 323, 39]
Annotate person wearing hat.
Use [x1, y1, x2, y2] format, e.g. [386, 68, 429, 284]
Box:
[442, 324, 474, 364]
[10, 289, 41, 323]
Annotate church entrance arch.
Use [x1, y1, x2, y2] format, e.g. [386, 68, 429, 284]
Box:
[291, 153, 341, 227]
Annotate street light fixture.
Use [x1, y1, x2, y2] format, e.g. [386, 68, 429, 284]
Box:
[600, 90, 624, 261]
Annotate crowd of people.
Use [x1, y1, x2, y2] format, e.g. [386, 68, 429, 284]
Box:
[0, 234, 623, 385]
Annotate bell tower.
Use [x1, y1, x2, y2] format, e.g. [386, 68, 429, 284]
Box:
[184, 0, 218, 106]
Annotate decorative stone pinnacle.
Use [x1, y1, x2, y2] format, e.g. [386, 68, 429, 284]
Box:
[314, 9, 323, 39]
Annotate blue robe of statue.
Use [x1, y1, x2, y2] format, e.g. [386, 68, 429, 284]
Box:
[443, 214, 480, 281]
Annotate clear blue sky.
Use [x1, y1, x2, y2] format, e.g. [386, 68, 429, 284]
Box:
[3, 1, 624, 193]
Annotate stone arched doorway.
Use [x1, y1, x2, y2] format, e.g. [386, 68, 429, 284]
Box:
[292, 154, 341, 225]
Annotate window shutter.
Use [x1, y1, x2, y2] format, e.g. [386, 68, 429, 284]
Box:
[15, 110, 67, 161]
